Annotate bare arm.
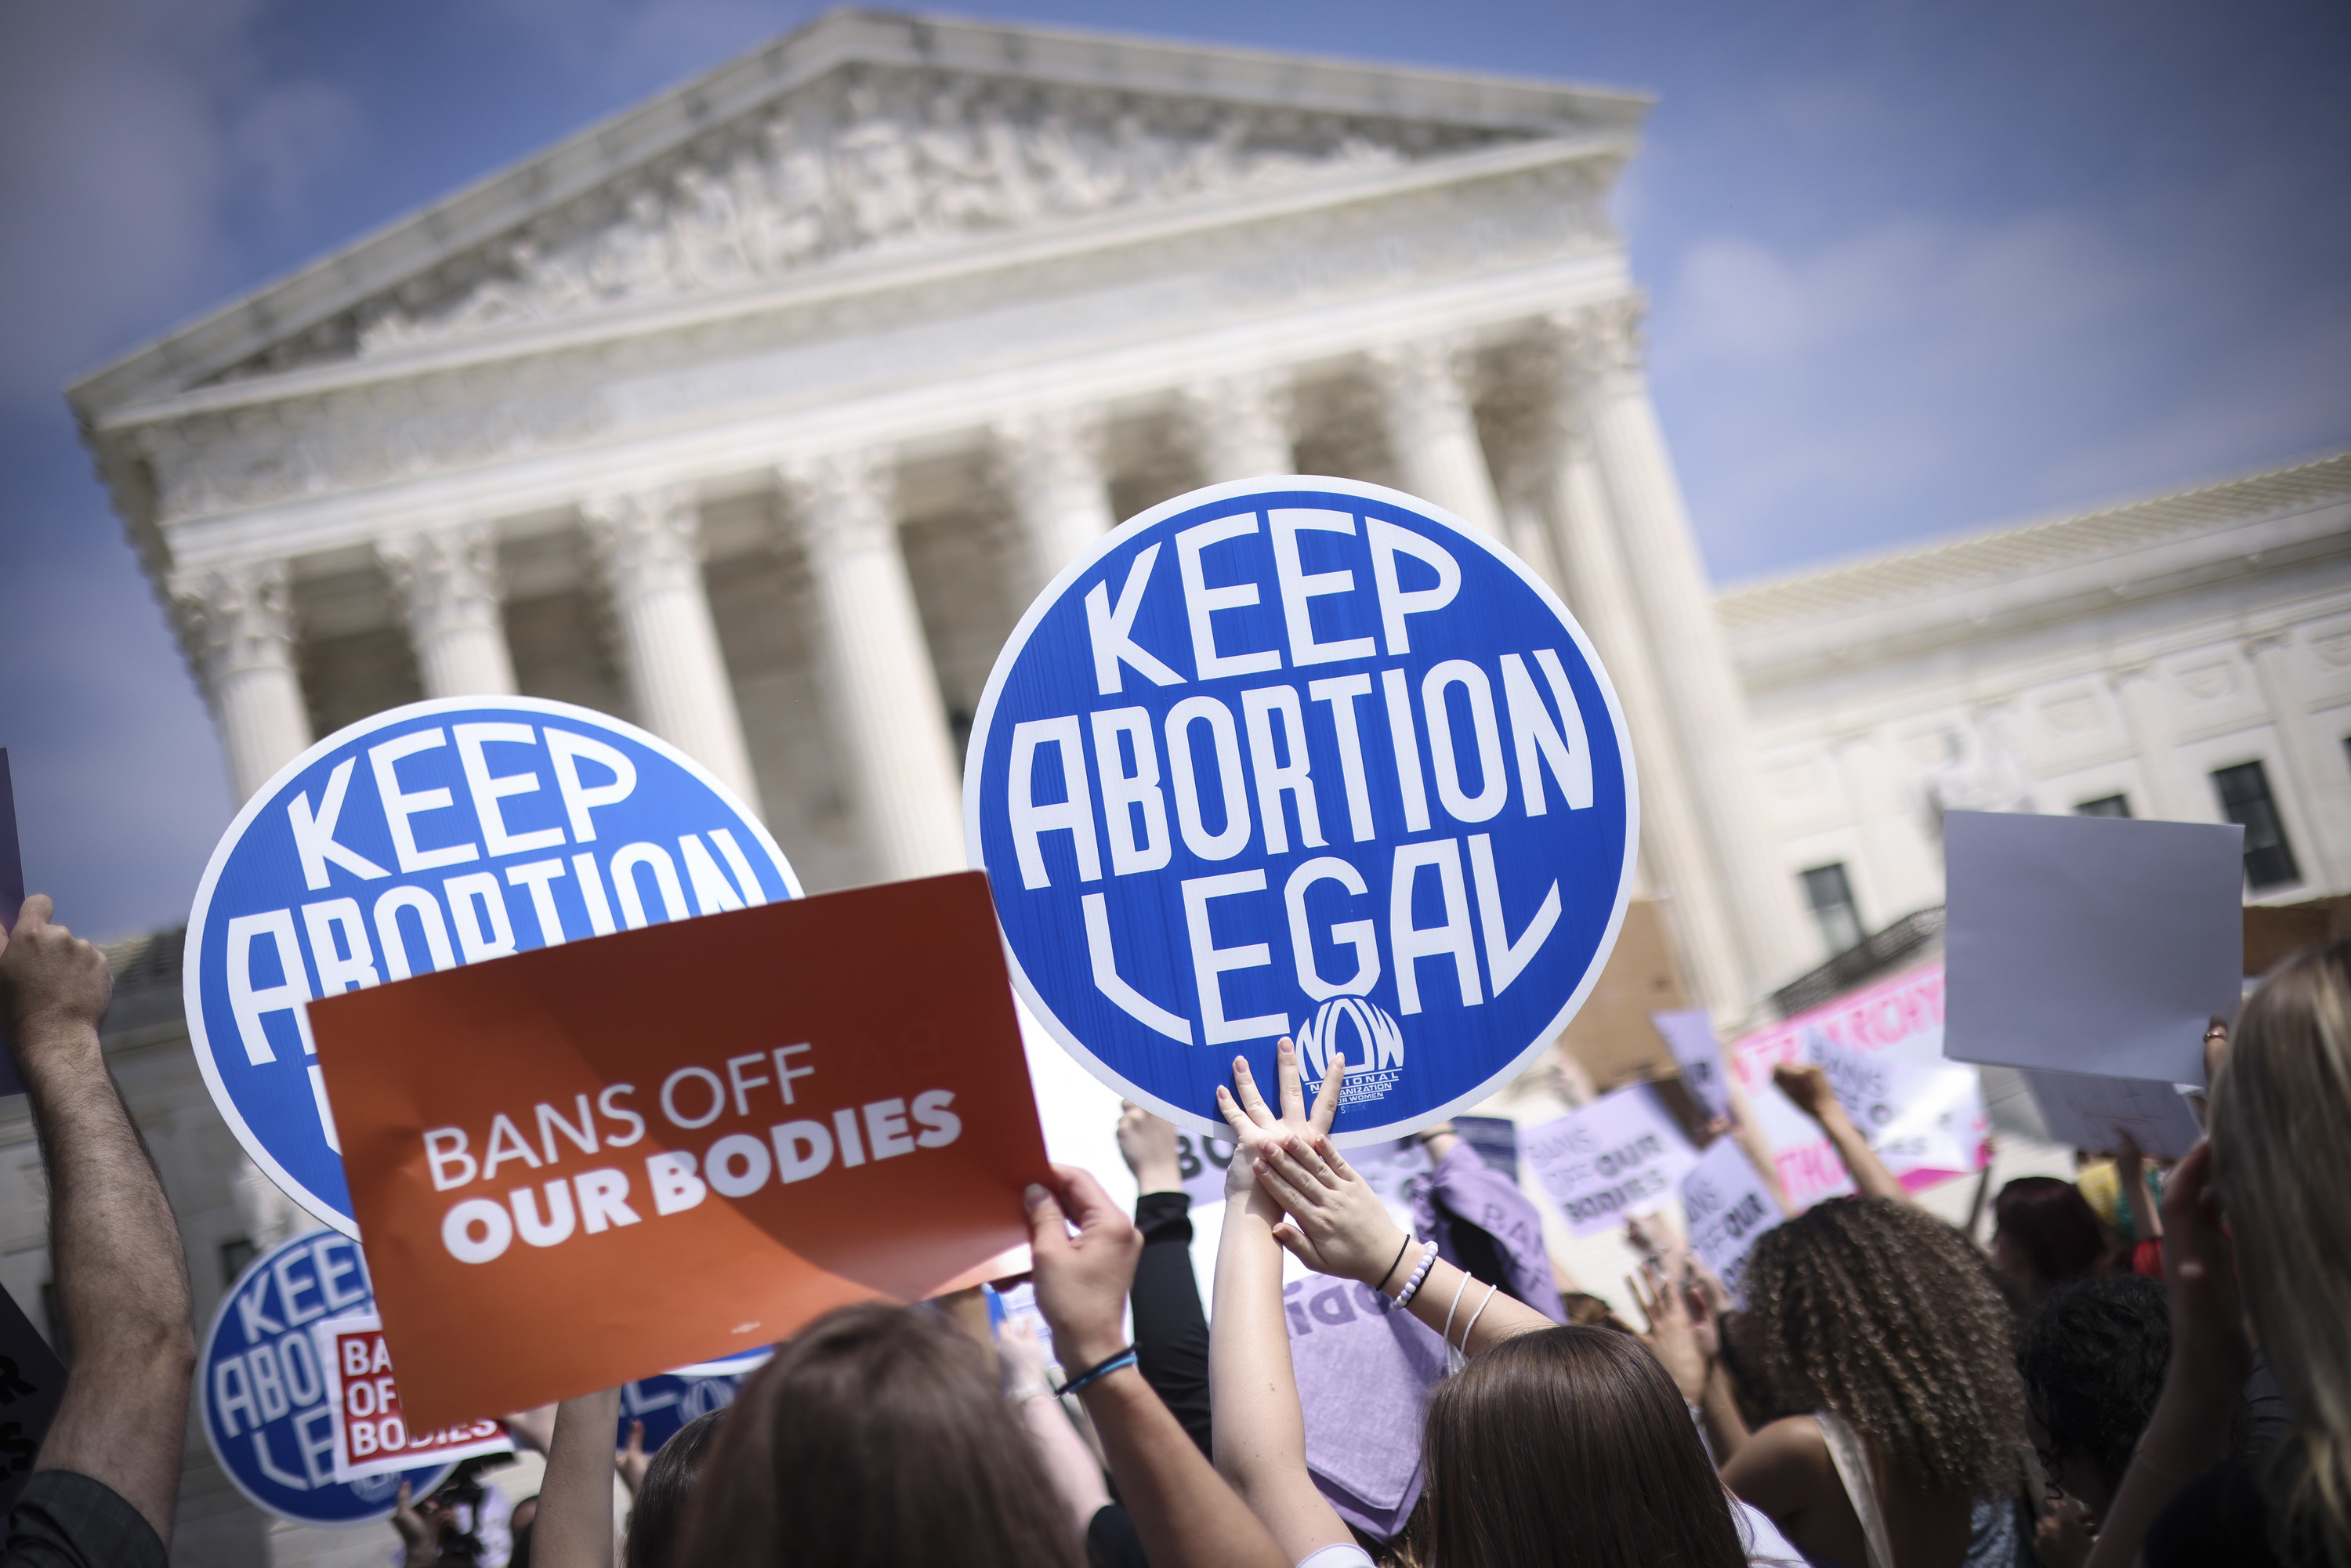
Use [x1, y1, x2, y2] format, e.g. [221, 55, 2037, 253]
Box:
[1774, 1063, 1907, 1204]
[531, 1389, 621, 1568]
[1026, 1166, 1287, 1568]
[2, 895, 195, 1543]
[1000, 1318, 1110, 1534]
[1208, 1044, 1357, 1559]
[2116, 1133, 2162, 1243]
[2083, 1143, 2244, 1568]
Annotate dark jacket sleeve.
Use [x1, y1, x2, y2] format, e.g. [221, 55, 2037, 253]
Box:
[1128, 1190, 1214, 1459]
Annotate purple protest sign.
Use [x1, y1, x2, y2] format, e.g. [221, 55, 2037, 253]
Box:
[1286, 1273, 1447, 1537]
[1650, 1009, 1730, 1122]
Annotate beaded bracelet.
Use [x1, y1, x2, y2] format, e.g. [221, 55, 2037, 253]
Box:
[1061, 1346, 1138, 1396]
[1391, 1240, 1440, 1309]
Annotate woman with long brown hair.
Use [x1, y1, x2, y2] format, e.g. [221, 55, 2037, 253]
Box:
[1707, 1197, 2027, 1568]
[2085, 941, 2351, 1568]
[1216, 1041, 1767, 1568]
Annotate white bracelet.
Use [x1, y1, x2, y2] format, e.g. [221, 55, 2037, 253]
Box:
[1456, 1280, 1501, 1350]
[1392, 1240, 1440, 1309]
[1440, 1269, 1473, 1345]
[1008, 1382, 1054, 1405]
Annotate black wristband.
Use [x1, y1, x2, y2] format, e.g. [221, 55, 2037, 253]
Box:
[1375, 1234, 1413, 1293]
[1061, 1345, 1137, 1396]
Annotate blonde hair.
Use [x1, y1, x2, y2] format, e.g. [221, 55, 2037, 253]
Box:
[2213, 941, 2351, 1555]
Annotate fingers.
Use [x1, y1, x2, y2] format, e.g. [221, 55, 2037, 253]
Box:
[1280, 1133, 1343, 1191]
[1275, 1038, 1305, 1122]
[1305, 1131, 1359, 1183]
[1310, 1044, 1343, 1132]
[1023, 1182, 1070, 1255]
[1048, 1164, 1129, 1241]
[1252, 1154, 1317, 1218]
[1270, 1222, 1316, 1267]
[13, 894, 51, 935]
[1228, 1056, 1274, 1127]
[1626, 1273, 1656, 1331]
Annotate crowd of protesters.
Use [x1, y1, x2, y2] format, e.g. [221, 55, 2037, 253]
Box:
[2, 888, 2347, 1568]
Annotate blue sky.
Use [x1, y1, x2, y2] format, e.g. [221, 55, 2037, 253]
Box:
[2, 0, 2346, 940]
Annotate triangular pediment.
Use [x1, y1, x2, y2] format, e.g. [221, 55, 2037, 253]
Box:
[71, 9, 1648, 415]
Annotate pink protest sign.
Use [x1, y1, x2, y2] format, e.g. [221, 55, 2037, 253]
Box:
[1726, 965, 1985, 1211]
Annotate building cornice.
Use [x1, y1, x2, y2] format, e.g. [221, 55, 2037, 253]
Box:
[66, 9, 1649, 419]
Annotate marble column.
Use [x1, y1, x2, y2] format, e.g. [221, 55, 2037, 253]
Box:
[784, 451, 966, 882]
[1370, 335, 1507, 538]
[172, 559, 313, 802]
[1562, 300, 1817, 990]
[2244, 632, 2347, 885]
[379, 520, 517, 697]
[2110, 663, 2193, 821]
[1541, 415, 1750, 1014]
[1183, 368, 1295, 480]
[580, 485, 762, 811]
[996, 406, 1116, 599]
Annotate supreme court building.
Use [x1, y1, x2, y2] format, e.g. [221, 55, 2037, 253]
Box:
[51, 12, 2351, 1561]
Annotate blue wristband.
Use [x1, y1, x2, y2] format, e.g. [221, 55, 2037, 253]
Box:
[1060, 1347, 1137, 1396]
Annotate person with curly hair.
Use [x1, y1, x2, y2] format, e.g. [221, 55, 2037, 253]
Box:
[1697, 1197, 2028, 1568]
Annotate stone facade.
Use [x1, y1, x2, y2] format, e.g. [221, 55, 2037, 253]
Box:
[1725, 454, 2351, 965]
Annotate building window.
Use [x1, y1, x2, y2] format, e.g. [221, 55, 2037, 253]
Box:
[220, 1238, 258, 1289]
[1800, 863, 1865, 955]
[2075, 795, 2132, 818]
[2212, 760, 2301, 891]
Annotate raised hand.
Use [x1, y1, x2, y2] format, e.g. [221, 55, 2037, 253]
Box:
[1025, 1164, 1144, 1370]
[617, 1418, 648, 1495]
[0, 894, 112, 1062]
[1214, 1039, 1340, 1201]
[1630, 1258, 1708, 1404]
[1250, 1129, 1410, 1287]
[1771, 1060, 1839, 1121]
[2159, 1141, 2249, 1396]
[1117, 1102, 1183, 1196]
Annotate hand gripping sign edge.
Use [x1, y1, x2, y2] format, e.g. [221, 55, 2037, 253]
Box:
[962, 475, 1639, 1146]
[183, 694, 803, 1238]
[199, 1229, 453, 1526]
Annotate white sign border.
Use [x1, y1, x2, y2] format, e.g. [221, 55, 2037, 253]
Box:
[183, 694, 805, 1239]
[197, 1229, 454, 1527]
[961, 475, 1640, 1146]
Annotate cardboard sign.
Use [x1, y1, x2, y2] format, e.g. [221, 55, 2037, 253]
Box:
[1520, 1084, 1697, 1236]
[0, 749, 27, 1095]
[2021, 1069, 2206, 1161]
[1726, 965, 1978, 1211]
[312, 871, 1052, 1428]
[1944, 810, 2243, 1085]
[1651, 1009, 1729, 1121]
[200, 1230, 452, 1526]
[1680, 1136, 1782, 1306]
[184, 697, 799, 1235]
[618, 1368, 748, 1455]
[965, 477, 1637, 1145]
[313, 1313, 511, 1482]
[0, 1280, 64, 1514]
[1559, 900, 1689, 1090]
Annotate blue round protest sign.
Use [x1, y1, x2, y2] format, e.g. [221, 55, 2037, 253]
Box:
[965, 478, 1636, 1144]
[186, 697, 801, 1236]
[200, 1230, 451, 1526]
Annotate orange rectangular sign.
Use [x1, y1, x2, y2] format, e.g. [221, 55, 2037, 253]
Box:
[310, 871, 1051, 1429]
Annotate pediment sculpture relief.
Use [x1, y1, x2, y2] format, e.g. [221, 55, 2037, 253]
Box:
[355, 73, 1516, 357]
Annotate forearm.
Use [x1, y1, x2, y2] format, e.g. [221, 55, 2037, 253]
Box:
[1817, 1103, 1907, 1204]
[1131, 1193, 1214, 1457]
[27, 1018, 194, 1537]
[1016, 1391, 1111, 1534]
[1081, 1368, 1287, 1568]
[2120, 1163, 2163, 1241]
[1697, 1360, 1750, 1467]
[1395, 1254, 1549, 1353]
[532, 1389, 620, 1568]
[2081, 1369, 2235, 1568]
[1208, 1194, 1307, 1505]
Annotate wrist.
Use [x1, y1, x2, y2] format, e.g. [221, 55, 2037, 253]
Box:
[1134, 1163, 1183, 1196]
[1057, 1329, 1128, 1371]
